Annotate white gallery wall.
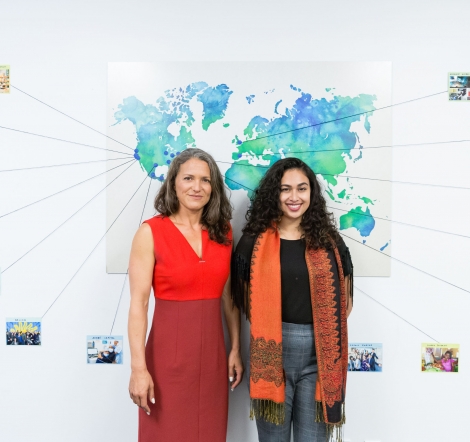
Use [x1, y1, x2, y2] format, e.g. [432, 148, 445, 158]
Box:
[1, 1, 469, 441]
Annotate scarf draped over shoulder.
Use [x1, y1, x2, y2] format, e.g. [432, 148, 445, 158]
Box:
[231, 229, 353, 442]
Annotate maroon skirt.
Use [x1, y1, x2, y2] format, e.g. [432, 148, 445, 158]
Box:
[139, 298, 228, 442]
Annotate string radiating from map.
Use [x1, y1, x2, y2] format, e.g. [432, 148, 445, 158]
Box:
[41, 167, 155, 319]
[1, 161, 137, 274]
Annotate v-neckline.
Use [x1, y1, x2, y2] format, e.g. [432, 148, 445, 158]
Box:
[166, 216, 205, 261]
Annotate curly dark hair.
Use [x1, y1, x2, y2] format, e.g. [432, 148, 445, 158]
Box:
[154, 148, 232, 245]
[242, 158, 339, 249]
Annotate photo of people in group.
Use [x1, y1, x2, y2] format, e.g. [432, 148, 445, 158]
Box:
[87, 336, 123, 364]
[421, 343, 459, 373]
[348, 343, 382, 372]
[6, 318, 41, 345]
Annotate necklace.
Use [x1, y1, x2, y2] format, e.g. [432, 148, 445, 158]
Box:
[278, 226, 303, 240]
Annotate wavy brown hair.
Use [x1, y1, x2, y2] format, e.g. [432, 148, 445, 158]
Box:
[154, 148, 232, 245]
[243, 158, 339, 249]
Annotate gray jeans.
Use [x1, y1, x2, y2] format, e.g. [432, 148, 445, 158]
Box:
[255, 322, 327, 442]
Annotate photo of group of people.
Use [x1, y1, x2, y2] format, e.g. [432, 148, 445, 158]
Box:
[87, 336, 123, 364]
[348, 343, 382, 372]
[448, 73, 470, 100]
[422, 343, 459, 373]
[0, 65, 9, 94]
[6, 318, 41, 346]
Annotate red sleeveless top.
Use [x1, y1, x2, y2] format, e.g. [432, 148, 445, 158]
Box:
[144, 215, 232, 301]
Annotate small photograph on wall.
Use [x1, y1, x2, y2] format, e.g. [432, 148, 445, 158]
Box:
[0, 65, 9, 94]
[348, 343, 382, 372]
[6, 318, 41, 345]
[87, 335, 123, 364]
[422, 343, 459, 373]
[448, 73, 470, 100]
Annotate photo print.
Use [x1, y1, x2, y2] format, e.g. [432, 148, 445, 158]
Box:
[448, 73, 470, 101]
[0, 65, 9, 94]
[348, 343, 382, 372]
[422, 343, 459, 373]
[6, 318, 41, 346]
[87, 336, 123, 364]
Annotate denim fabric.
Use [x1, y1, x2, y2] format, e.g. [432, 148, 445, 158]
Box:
[255, 322, 327, 442]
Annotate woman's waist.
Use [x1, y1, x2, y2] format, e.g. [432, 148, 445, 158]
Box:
[281, 321, 314, 336]
[154, 292, 222, 301]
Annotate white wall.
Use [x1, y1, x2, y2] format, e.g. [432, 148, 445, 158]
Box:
[1, 1, 469, 441]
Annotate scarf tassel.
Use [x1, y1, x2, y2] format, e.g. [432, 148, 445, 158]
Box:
[250, 400, 346, 440]
[315, 401, 346, 442]
[249, 399, 285, 425]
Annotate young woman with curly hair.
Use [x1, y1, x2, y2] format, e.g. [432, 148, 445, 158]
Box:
[128, 148, 243, 442]
[232, 157, 353, 442]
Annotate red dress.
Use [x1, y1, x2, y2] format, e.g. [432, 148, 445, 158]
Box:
[139, 215, 231, 442]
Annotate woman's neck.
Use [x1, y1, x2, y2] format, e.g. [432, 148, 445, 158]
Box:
[170, 207, 203, 229]
[278, 217, 303, 240]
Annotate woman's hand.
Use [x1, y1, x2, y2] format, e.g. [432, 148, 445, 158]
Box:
[129, 369, 155, 415]
[221, 274, 244, 391]
[228, 348, 244, 390]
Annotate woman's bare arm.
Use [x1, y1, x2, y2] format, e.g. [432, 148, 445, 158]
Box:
[128, 223, 155, 414]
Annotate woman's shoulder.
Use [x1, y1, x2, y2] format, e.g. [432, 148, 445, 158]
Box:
[131, 222, 154, 255]
[334, 234, 353, 276]
[143, 214, 164, 225]
[142, 214, 166, 231]
[139, 215, 169, 241]
[234, 233, 257, 257]
[335, 233, 346, 249]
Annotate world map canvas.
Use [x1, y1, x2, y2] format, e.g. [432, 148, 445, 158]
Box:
[107, 62, 392, 276]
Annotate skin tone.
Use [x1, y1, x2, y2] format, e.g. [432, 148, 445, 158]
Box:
[128, 158, 243, 416]
[277, 168, 353, 318]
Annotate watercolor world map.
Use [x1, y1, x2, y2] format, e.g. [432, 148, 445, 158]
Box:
[114, 82, 379, 239]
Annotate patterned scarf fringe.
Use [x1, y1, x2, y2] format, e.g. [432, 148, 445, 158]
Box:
[249, 399, 285, 425]
[315, 401, 346, 442]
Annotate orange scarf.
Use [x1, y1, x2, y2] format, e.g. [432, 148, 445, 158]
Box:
[248, 228, 348, 439]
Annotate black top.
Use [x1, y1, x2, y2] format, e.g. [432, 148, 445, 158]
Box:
[233, 233, 353, 325]
[280, 239, 312, 323]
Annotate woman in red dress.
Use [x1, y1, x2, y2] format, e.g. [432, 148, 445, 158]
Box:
[128, 148, 244, 442]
